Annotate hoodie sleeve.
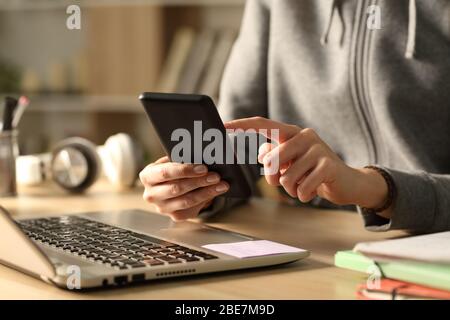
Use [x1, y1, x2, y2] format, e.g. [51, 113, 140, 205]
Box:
[358, 167, 450, 233]
[218, 0, 271, 122]
[199, 0, 271, 219]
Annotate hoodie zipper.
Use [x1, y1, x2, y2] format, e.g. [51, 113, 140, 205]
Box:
[350, 0, 379, 164]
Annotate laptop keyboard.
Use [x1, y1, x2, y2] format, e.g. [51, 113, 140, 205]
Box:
[18, 216, 218, 270]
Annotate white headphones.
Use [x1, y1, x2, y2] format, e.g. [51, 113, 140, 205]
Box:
[16, 133, 142, 193]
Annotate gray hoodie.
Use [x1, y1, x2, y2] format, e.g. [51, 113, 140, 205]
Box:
[209, 0, 450, 233]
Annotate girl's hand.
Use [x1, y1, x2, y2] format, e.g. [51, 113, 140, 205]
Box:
[225, 117, 390, 213]
[139, 156, 229, 221]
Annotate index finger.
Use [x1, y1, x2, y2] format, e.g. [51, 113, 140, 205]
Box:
[224, 117, 300, 142]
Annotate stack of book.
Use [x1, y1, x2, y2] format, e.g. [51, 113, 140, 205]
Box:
[335, 232, 450, 300]
[157, 27, 237, 102]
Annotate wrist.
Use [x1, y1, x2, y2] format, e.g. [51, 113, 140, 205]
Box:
[352, 167, 389, 209]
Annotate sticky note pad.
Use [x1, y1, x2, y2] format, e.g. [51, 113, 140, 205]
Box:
[202, 240, 305, 258]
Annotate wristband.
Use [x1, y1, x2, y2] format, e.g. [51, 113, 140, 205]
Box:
[361, 165, 396, 214]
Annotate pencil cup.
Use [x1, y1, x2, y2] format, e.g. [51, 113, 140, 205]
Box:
[0, 130, 18, 197]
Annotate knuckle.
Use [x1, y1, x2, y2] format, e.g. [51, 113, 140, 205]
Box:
[159, 166, 169, 180]
[170, 183, 180, 195]
[301, 128, 317, 140]
[302, 127, 316, 135]
[181, 195, 195, 209]
[143, 190, 154, 203]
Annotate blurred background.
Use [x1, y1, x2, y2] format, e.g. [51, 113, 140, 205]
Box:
[0, 0, 244, 162]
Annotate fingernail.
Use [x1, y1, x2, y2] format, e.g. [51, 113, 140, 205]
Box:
[206, 174, 219, 183]
[215, 183, 229, 193]
[193, 165, 207, 174]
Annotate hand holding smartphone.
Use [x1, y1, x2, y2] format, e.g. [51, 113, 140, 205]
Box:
[139, 92, 252, 220]
[140, 92, 251, 198]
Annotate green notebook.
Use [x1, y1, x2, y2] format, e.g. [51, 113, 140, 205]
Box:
[335, 250, 450, 291]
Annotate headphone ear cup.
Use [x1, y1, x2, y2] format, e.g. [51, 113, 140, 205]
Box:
[100, 133, 138, 188]
[51, 137, 101, 193]
[16, 154, 50, 186]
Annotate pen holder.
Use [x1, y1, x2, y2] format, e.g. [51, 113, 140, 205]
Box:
[0, 130, 18, 197]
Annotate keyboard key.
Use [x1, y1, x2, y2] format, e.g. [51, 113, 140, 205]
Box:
[171, 254, 198, 261]
[183, 256, 200, 262]
[183, 249, 201, 255]
[156, 256, 182, 264]
[129, 255, 145, 261]
[145, 253, 166, 259]
[143, 259, 164, 266]
[128, 240, 146, 245]
[201, 254, 218, 260]
[129, 262, 146, 268]
[141, 244, 157, 250]
[156, 249, 173, 254]
[152, 247, 168, 253]
[139, 250, 155, 256]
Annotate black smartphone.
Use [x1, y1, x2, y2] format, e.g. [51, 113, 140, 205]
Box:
[139, 92, 251, 198]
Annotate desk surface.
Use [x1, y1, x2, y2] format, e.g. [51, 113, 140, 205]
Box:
[0, 183, 403, 299]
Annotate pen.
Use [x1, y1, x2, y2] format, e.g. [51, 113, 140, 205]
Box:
[12, 96, 29, 128]
[2, 97, 18, 132]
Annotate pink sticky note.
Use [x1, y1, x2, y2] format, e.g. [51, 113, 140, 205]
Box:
[202, 240, 305, 258]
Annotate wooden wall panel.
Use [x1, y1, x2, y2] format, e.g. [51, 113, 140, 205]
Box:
[85, 6, 164, 95]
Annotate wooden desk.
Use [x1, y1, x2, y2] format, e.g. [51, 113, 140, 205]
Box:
[0, 182, 403, 299]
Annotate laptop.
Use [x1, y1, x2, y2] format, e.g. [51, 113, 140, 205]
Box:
[0, 206, 309, 289]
